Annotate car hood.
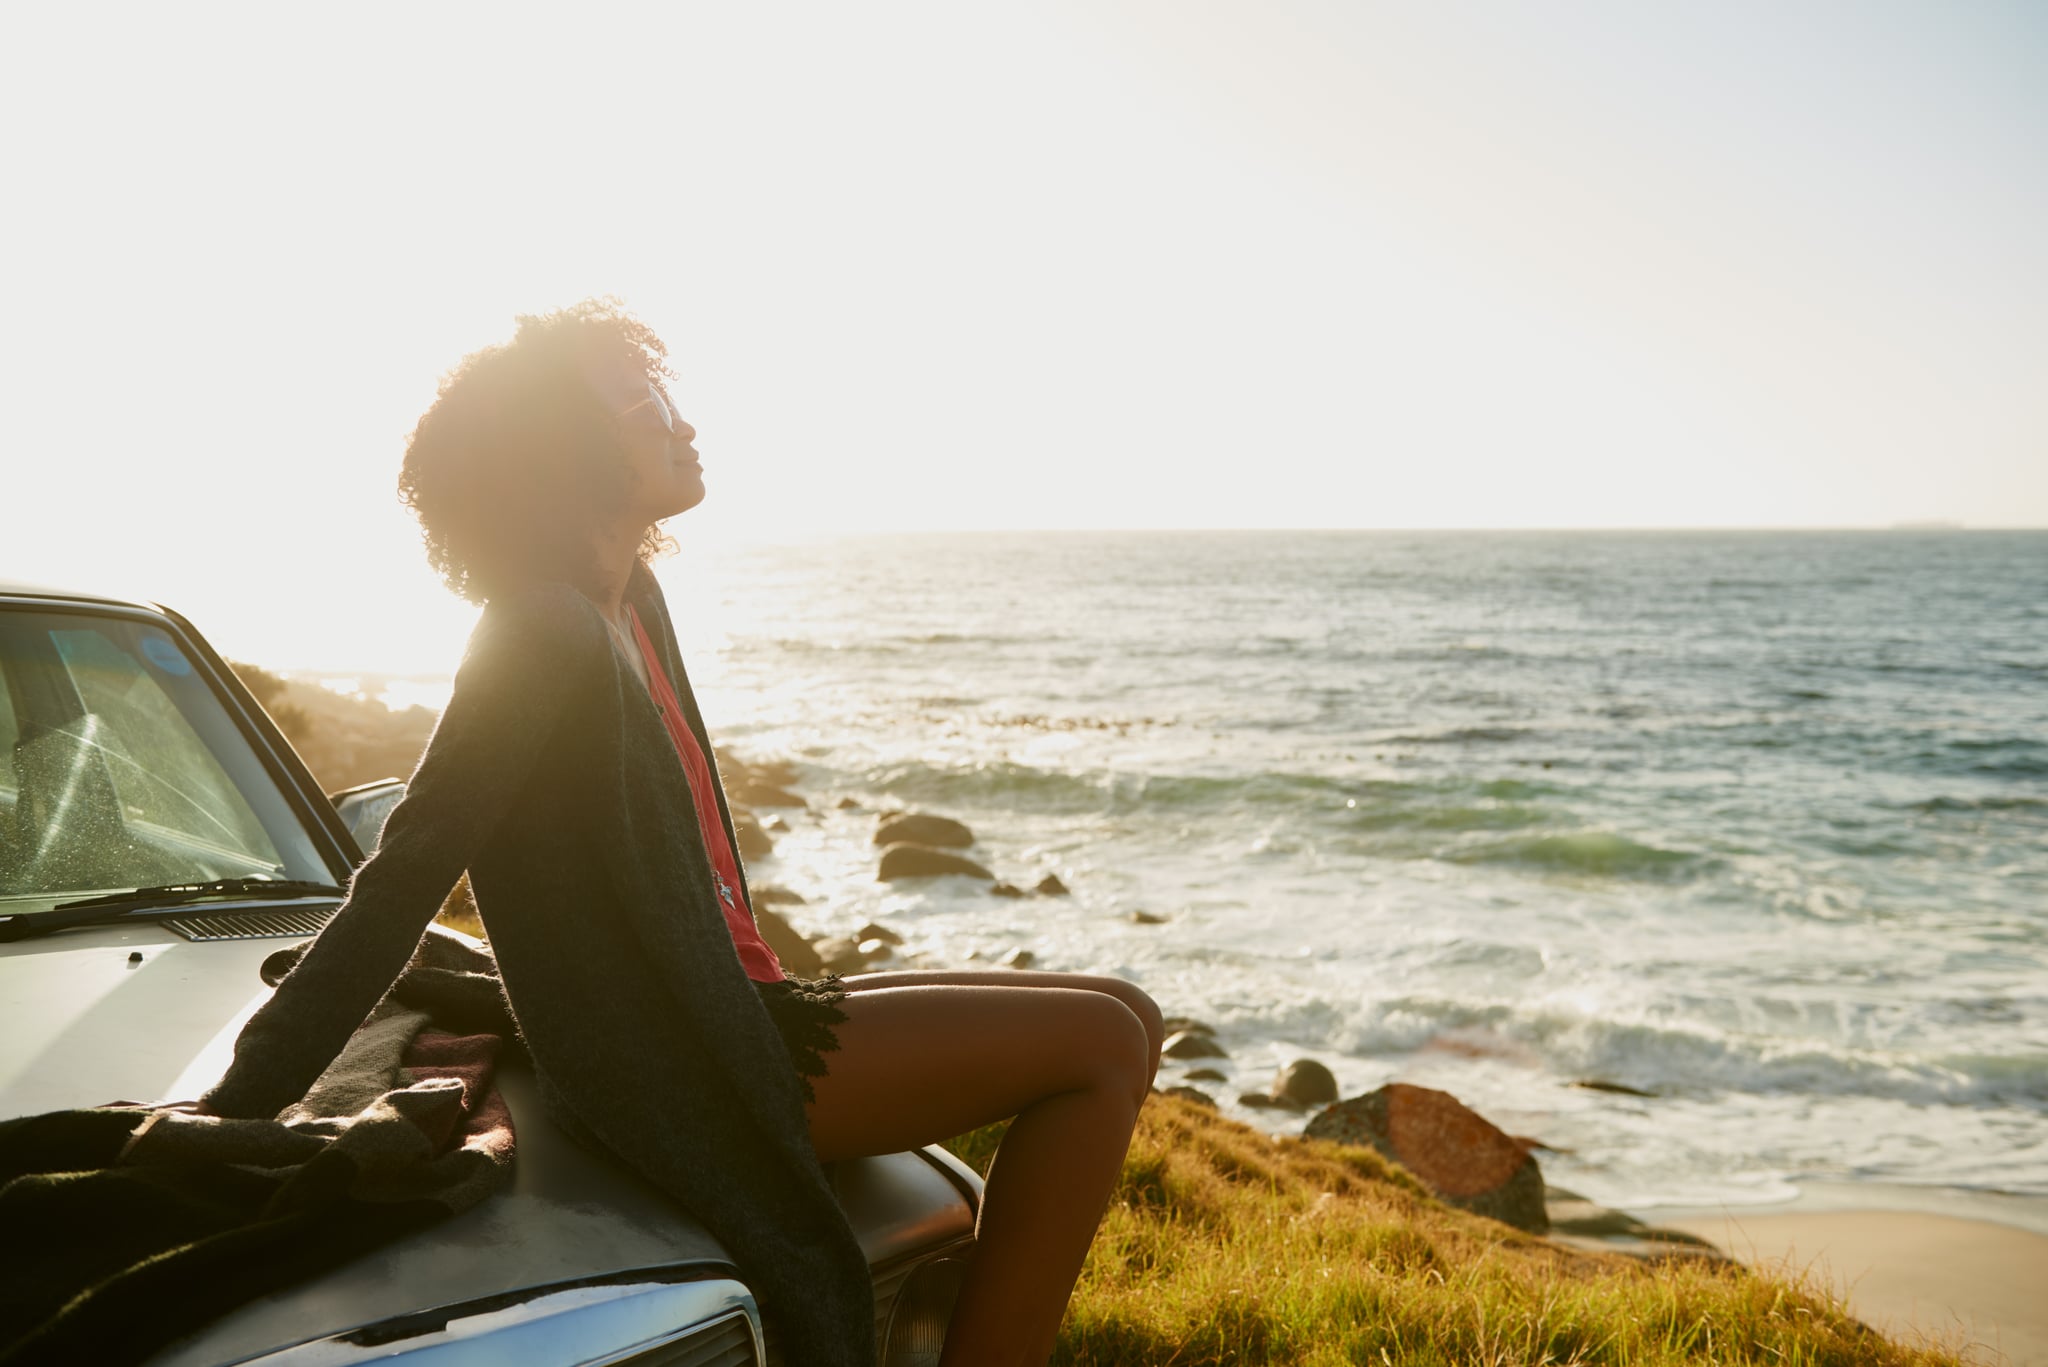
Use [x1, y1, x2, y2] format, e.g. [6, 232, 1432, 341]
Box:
[2, 924, 974, 1365]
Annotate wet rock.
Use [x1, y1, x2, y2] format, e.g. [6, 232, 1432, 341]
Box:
[1128, 909, 1167, 924]
[1162, 1085, 1217, 1109]
[1305, 1084, 1548, 1234]
[1574, 1079, 1656, 1098]
[989, 882, 1027, 899]
[856, 921, 905, 946]
[874, 812, 975, 849]
[813, 936, 871, 975]
[754, 907, 824, 977]
[1033, 873, 1069, 896]
[1163, 1030, 1228, 1060]
[731, 810, 774, 860]
[1162, 1016, 1219, 1038]
[857, 938, 895, 961]
[877, 842, 995, 882]
[836, 796, 862, 810]
[766, 817, 790, 833]
[1273, 1059, 1339, 1107]
[754, 885, 806, 906]
[733, 776, 807, 808]
[1240, 1091, 1306, 1110]
[1185, 1067, 1228, 1082]
[1000, 947, 1036, 969]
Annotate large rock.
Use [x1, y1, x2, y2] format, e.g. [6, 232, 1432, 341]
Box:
[732, 777, 806, 809]
[731, 809, 773, 860]
[1304, 1084, 1548, 1234]
[874, 812, 976, 849]
[1162, 1030, 1227, 1060]
[813, 937, 875, 975]
[754, 907, 824, 978]
[1273, 1058, 1339, 1107]
[877, 842, 994, 882]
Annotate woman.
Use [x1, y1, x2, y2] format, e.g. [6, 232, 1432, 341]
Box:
[199, 299, 1163, 1367]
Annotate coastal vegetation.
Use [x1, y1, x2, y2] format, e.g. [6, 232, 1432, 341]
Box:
[943, 1093, 1964, 1366]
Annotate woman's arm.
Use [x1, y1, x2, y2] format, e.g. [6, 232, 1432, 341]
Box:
[200, 585, 604, 1119]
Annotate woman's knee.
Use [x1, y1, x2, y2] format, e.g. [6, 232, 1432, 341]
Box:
[1075, 993, 1154, 1112]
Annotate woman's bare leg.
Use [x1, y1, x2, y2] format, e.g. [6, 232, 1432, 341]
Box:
[802, 983, 1154, 1367]
[838, 966, 1166, 1088]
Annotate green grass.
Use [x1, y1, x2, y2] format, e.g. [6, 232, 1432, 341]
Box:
[942, 1093, 1965, 1366]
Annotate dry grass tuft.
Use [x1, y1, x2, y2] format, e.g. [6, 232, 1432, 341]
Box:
[943, 1092, 1966, 1366]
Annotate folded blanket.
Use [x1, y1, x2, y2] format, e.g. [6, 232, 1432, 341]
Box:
[0, 931, 515, 1367]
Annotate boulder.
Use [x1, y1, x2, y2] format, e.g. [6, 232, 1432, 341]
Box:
[731, 810, 773, 860]
[1033, 873, 1069, 896]
[1128, 909, 1167, 924]
[855, 921, 905, 946]
[717, 751, 800, 789]
[877, 842, 995, 882]
[874, 812, 975, 849]
[754, 885, 806, 906]
[813, 937, 870, 975]
[1161, 1085, 1217, 1110]
[753, 907, 824, 978]
[1163, 1030, 1227, 1060]
[856, 938, 895, 961]
[1162, 1016, 1219, 1038]
[1000, 947, 1036, 969]
[1185, 1067, 1228, 1082]
[989, 882, 1026, 899]
[836, 796, 862, 810]
[1273, 1059, 1339, 1107]
[1240, 1091, 1305, 1110]
[1304, 1084, 1548, 1234]
[766, 817, 790, 833]
[733, 778, 806, 809]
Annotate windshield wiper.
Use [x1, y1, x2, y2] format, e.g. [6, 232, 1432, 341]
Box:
[0, 879, 347, 943]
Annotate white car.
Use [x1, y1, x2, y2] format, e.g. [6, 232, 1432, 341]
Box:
[0, 580, 979, 1366]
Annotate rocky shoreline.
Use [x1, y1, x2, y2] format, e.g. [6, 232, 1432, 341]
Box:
[716, 749, 1728, 1265]
[236, 670, 1742, 1269]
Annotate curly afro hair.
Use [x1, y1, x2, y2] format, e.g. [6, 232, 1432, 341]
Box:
[398, 297, 680, 604]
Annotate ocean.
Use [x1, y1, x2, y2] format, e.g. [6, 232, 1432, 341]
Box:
[378, 529, 2048, 1211]
[650, 529, 2047, 1211]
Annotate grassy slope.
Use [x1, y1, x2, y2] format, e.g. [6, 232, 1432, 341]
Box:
[943, 1093, 1963, 1367]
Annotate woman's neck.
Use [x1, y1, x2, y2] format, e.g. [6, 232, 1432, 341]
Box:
[585, 527, 644, 632]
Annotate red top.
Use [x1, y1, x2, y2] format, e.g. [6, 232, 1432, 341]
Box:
[625, 604, 786, 983]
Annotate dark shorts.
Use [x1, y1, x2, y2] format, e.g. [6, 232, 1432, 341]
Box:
[752, 971, 850, 1104]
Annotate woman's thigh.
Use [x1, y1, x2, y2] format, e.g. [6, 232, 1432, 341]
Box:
[802, 982, 1151, 1164]
[839, 967, 1164, 1053]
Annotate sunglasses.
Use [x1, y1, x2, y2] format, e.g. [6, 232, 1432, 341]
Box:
[616, 382, 681, 435]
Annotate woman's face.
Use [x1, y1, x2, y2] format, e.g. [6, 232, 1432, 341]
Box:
[594, 354, 704, 525]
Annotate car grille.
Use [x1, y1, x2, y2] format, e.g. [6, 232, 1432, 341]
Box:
[610, 1308, 758, 1366]
[167, 907, 338, 940]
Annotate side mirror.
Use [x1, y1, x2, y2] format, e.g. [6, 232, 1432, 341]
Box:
[328, 779, 406, 863]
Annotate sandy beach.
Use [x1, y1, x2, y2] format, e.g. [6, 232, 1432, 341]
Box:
[1653, 1207, 2048, 1366]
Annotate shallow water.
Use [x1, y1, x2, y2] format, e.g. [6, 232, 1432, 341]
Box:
[365, 529, 2026, 1209]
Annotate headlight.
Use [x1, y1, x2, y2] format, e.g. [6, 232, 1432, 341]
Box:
[880, 1256, 969, 1367]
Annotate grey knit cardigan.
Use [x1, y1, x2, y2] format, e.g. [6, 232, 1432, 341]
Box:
[202, 561, 876, 1365]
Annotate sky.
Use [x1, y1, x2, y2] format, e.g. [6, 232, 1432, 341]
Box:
[3, 1, 2043, 674]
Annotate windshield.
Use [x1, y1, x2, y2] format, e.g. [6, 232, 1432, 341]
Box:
[0, 605, 334, 912]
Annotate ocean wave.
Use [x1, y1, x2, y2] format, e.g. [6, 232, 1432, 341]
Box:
[1382, 725, 1532, 744]
[1444, 831, 1700, 878]
[1308, 997, 2048, 1109]
[1902, 795, 2048, 814]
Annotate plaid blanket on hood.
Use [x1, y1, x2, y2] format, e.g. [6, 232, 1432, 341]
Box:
[0, 930, 515, 1367]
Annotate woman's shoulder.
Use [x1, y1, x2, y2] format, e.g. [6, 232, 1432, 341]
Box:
[464, 582, 610, 673]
